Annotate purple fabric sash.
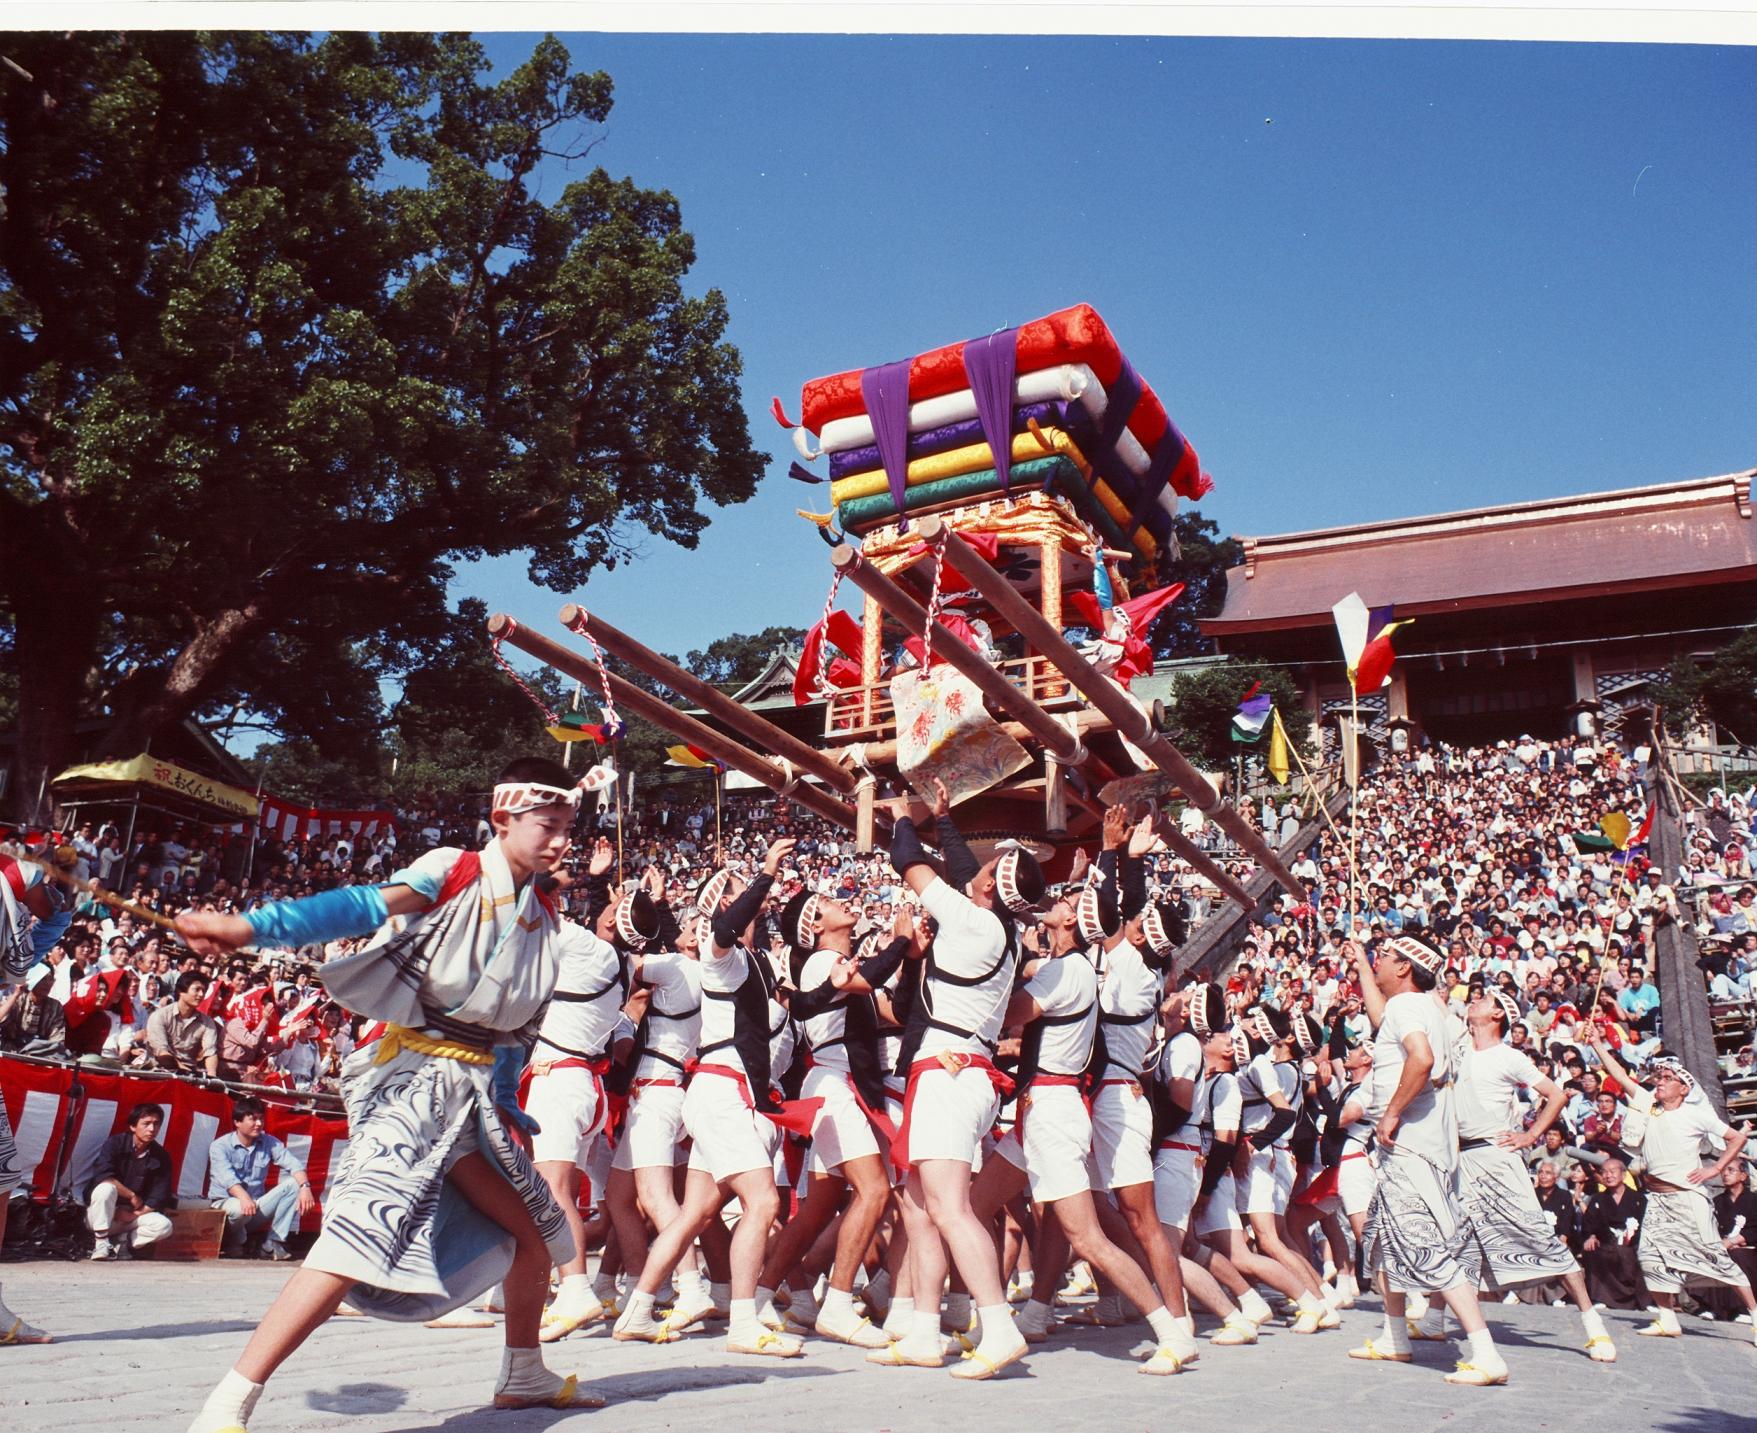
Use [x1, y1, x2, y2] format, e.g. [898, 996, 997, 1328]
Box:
[1126, 420, 1190, 539]
[827, 400, 1066, 480]
[961, 328, 1019, 496]
[860, 359, 915, 531]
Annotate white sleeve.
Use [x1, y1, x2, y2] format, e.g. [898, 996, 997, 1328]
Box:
[1023, 958, 1074, 1013]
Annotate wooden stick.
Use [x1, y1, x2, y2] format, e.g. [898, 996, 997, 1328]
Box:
[830, 544, 1087, 764]
[838, 709, 1115, 767]
[560, 604, 858, 796]
[1151, 817, 1258, 909]
[487, 614, 863, 834]
[10, 853, 186, 941]
[918, 515, 1307, 907]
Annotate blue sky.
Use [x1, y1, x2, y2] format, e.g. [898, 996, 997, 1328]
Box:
[459, 34, 1755, 668]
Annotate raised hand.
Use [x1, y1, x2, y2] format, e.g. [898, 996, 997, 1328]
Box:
[762, 837, 798, 877]
[1102, 805, 1129, 851]
[587, 837, 615, 877]
[1127, 815, 1157, 859]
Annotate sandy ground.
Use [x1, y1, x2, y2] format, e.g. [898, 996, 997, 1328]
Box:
[2, 1261, 1754, 1433]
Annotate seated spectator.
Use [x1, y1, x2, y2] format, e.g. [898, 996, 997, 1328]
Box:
[207, 1096, 318, 1259]
[0, 963, 66, 1053]
[1702, 1158, 1757, 1321]
[146, 970, 221, 1076]
[1580, 1090, 1627, 1155]
[78, 1102, 175, 1260]
[1580, 1155, 1647, 1309]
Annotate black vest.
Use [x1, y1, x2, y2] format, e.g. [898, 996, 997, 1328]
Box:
[698, 947, 778, 1109]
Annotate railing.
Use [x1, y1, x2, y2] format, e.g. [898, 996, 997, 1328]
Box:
[823, 654, 1078, 741]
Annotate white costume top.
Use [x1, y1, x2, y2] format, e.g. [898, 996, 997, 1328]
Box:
[1623, 1086, 1733, 1196]
[915, 876, 1011, 1060]
[1023, 954, 1099, 1077]
[633, 951, 702, 1079]
[1369, 991, 1458, 1169]
[798, 948, 851, 1074]
[1095, 938, 1163, 1078]
[1202, 1070, 1244, 1151]
[1455, 1042, 1543, 1142]
[532, 920, 624, 1062]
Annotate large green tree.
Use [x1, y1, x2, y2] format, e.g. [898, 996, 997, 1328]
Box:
[0, 33, 764, 817]
[1652, 628, 1757, 747]
[1150, 510, 1244, 658]
[1162, 660, 1314, 775]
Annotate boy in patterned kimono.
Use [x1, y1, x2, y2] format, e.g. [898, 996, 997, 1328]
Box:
[179, 758, 605, 1431]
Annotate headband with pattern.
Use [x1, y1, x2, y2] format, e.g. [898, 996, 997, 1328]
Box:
[1076, 885, 1108, 946]
[1386, 933, 1444, 978]
[995, 847, 1039, 916]
[1488, 988, 1523, 1033]
[792, 892, 824, 947]
[695, 868, 734, 916]
[1227, 1025, 1251, 1066]
[1650, 1056, 1696, 1091]
[1189, 983, 1222, 1038]
[1143, 903, 1177, 959]
[491, 781, 583, 817]
[614, 892, 656, 951]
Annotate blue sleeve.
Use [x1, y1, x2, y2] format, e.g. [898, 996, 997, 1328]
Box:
[246, 884, 390, 951]
[30, 909, 72, 958]
[207, 1139, 237, 1197]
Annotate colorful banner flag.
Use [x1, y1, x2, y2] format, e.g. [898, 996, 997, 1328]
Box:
[257, 794, 397, 845]
[1268, 708, 1291, 786]
[1331, 593, 1410, 692]
[1231, 685, 1272, 743]
[665, 744, 723, 771]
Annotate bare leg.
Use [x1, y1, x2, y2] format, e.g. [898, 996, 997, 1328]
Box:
[1116, 1182, 1188, 1316]
[538, 1161, 589, 1279]
[760, 1173, 843, 1291]
[918, 1160, 1008, 1308]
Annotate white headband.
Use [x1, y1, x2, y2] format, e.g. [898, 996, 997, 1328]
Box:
[491, 781, 583, 817]
[1143, 904, 1175, 958]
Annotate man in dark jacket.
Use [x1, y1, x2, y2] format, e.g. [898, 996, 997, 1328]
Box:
[78, 1102, 175, 1260]
[1579, 1156, 1647, 1309]
[1703, 1159, 1757, 1320]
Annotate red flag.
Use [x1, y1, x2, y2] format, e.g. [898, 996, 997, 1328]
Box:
[1065, 582, 1186, 686]
[903, 531, 1000, 596]
[901, 611, 984, 670]
[793, 608, 866, 704]
[1353, 621, 1409, 694]
[63, 970, 103, 1028]
[1629, 804, 1655, 848]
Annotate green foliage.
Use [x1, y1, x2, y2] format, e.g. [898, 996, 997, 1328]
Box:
[1162, 661, 1314, 774]
[1150, 510, 1244, 658]
[682, 625, 804, 692]
[1, 33, 763, 816]
[1651, 629, 1757, 748]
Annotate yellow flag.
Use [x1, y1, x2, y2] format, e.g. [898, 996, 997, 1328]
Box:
[1268, 708, 1290, 787]
[1598, 811, 1632, 851]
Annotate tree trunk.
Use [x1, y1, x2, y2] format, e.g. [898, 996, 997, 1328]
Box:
[96, 603, 267, 762]
[9, 591, 105, 825]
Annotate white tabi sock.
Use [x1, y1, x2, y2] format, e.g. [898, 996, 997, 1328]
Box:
[497, 1347, 562, 1399]
[1656, 1306, 1682, 1334]
[1172, 1313, 1199, 1356]
[190, 1368, 265, 1433]
[1382, 1312, 1412, 1356]
[553, 1274, 600, 1317]
[677, 1267, 709, 1300]
[1581, 1308, 1609, 1341]
[883, 1296, 916, 1339]
[1238, 1288, 1274, 1323]
[973, 1303, 1024, 1359]
[1016, 1298, 1055, 1337]
[1419, 1302, 1447, 1337]
[1145, 1306, 1176, 1341]
[903, 1309, 942, 1353]
[591, 1272, 619, 1303]
[729, 1298, 764, 1345]
[618, 1289, 656, 1330]
[821, 1286, 855, 1320]
[1467, 1327, 1505, 1371]
[1295, 1289, 1323, 1314]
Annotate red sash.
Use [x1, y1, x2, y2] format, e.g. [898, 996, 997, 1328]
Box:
[889, 1052, 1014, 1172]
[804, 1056, 900, 1149]
[1016, 1073, 1088, 1136]
[688, 1061, 823, 1138]
[1291, 1162, 1341, 1208]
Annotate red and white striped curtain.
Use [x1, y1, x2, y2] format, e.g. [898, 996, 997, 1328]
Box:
[1, 1059, 348, 1232]
[255, 794, 397, 846]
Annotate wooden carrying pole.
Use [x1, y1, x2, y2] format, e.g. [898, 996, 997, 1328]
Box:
[830, 545, 1087, 765]
[486, 615, 862, 834]
[559, 604, 858, 797]
[1150, 820, 1257, 910]
[917, 515, 1309, 906]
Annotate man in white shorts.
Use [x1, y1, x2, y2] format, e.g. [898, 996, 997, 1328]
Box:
[604, 902, 704, 1325]
[978, 865, 1199, 1376]
[1149, 984, 1262, 1344]
[1233, 1006, 1335, 1332]
[526, 843, 661, 1342]
[869, 792, 1037, 1380]
[757, 895, 913, 1348]
[613, 839, 802, 1358]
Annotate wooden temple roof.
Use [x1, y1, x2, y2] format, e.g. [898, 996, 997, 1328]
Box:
[1203, 469, 1756, 637]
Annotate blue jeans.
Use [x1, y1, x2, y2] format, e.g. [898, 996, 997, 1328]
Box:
[216, 1178, 301, 1250]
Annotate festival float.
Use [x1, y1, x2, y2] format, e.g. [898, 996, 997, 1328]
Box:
[488, 303, 1306, 906]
